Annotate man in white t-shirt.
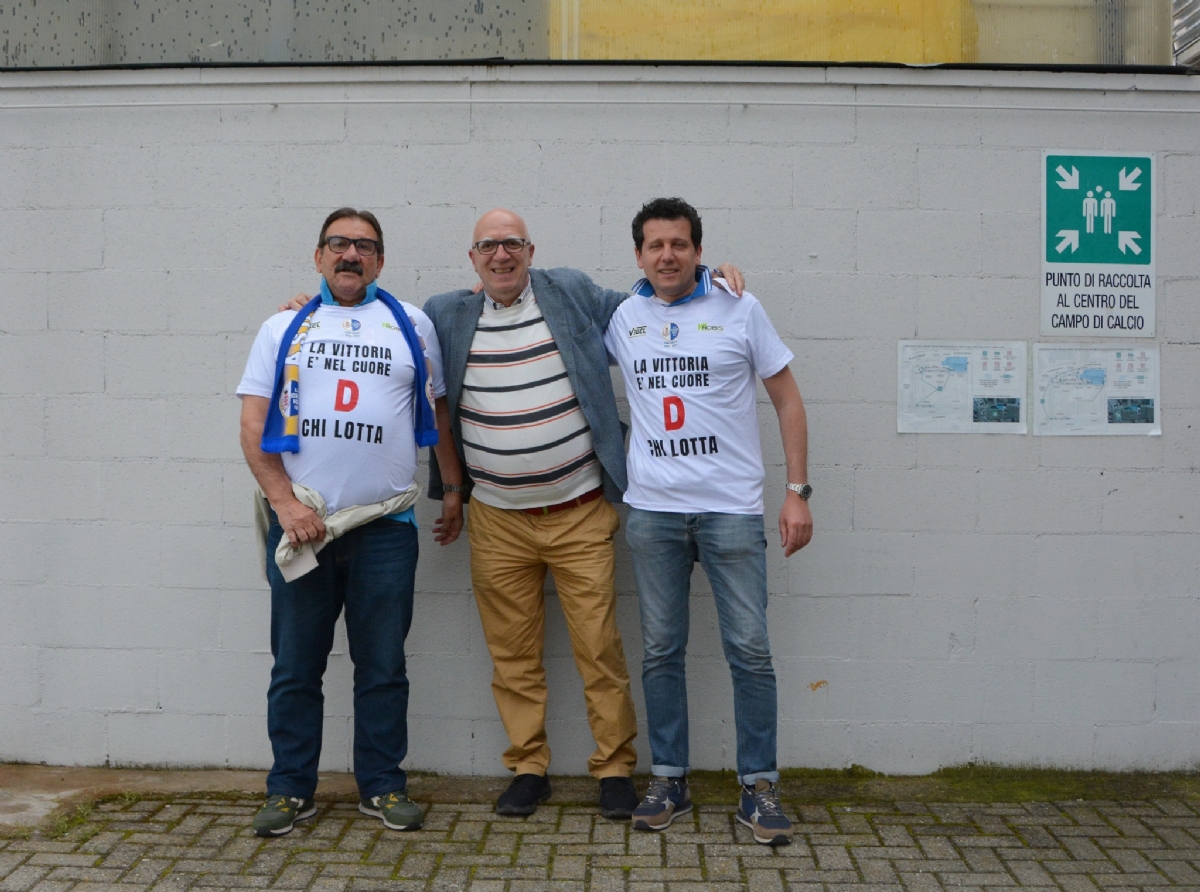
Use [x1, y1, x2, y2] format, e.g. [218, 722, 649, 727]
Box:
[603, 198, 813, 846]
[237, 208, 465, 838]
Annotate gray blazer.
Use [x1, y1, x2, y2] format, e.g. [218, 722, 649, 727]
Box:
[423, 267, 630, 503]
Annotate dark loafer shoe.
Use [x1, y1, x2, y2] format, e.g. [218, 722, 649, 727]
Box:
[496, 773, 552, 816]
[598, 776, 638, 819]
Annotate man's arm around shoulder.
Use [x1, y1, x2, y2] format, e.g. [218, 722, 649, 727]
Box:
[762, 366, 813, 558]
[239, 396, 326, 549]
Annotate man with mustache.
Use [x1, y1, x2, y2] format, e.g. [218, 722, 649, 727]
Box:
[422, 208, 744, 819]
[237, 208, 464, 837]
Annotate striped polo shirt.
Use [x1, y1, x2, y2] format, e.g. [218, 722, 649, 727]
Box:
[459, 284, 602, 510]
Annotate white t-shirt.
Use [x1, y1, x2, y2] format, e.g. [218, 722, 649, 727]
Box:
[237, 300, 446, 515]
[604, 289, 793, 515]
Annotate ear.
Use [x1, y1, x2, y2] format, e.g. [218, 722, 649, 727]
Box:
[635, 247, 646, 271]
[314, 247, 323, 271]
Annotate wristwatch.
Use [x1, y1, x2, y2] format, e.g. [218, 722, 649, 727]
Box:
[786, 482, 812, 500]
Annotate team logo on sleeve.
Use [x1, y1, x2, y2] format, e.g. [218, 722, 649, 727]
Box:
[661, 322, 680, 346]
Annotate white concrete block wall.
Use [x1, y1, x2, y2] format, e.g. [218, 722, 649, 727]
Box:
[0, 64, 1197, 774]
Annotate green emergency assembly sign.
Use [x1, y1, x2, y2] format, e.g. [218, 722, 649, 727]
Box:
[1042, 151, 1155, 338]
[1044, 154, 1151, 265]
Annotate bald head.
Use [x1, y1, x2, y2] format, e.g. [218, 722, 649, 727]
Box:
[473, 208, 530, 244]
[470, 208, 536, 306]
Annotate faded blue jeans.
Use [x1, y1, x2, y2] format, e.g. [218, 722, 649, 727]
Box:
[265, 514, 418, 800]
[626, 507, 779, 785]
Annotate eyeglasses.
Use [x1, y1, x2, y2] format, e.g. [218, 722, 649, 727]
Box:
[472, 238, 531, 255]
[323, 236, 381, 256]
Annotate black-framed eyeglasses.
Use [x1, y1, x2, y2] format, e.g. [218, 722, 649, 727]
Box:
[323, 236, 381, 256]
[472, 238, 531, 255]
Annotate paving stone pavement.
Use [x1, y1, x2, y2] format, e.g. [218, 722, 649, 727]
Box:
[4, 794, 1200, 892]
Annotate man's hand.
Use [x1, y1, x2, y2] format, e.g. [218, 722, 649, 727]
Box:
[714, 263, 745, 296]
[433, 493, 464, 545]
[274, 498, 327, 550]
[779, 494, 813, 558]
[278, 293, 312, 313]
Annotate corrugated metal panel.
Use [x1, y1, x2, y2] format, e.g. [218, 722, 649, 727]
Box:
[1176, 0, 1200, 62]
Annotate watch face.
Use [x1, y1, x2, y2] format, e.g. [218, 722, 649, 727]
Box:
[799, 484, 812, 500]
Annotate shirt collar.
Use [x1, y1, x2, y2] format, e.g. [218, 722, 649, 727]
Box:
[483, 276, 532, 311]
[320, 279, 378, 306]
[631, 265, 713, 307]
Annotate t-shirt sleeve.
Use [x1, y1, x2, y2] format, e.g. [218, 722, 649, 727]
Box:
[745, 299, 794, 380]
[409, 305, 447, 399]
[236, 317, 286, 399]
[602, 309, 622, 366]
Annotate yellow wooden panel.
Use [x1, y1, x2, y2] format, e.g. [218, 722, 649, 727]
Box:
[549, 0, 978, 63]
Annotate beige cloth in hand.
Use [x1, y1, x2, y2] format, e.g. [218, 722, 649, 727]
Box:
[254, 482, 421, 583]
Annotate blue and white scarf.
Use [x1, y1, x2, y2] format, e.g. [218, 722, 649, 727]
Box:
[261, 283, 438, 454]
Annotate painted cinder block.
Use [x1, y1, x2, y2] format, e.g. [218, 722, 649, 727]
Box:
[159, 524, 259, 590]
[915, 275, 1038, 340]
[1032, 659, 1155, 724]
[3, 460, 105, 521]
[1101, 470, 1200, 533]
[857, 210, 981, 276]
[155, 144, 281, 209]
[918, 147, 1040, 213]
[40, 647, 159, 711]
[1096, 595, 1200, 661]
[729, 84, 857, 146]
[663, 144, 796, 210]
[974, 595, 1098, 661]
[910, 532, 1037, 597]
[158, 650, 269, 715]
[0, 396, 46, 459]
[101, 587, 223, 651]
[1092, 722, 1200, 771]
[0, 332, 104, 395]
[853, 86, 982, 147]
[0, 271, 49, 331]
[908, 660, 1036, 724]
[794, 144, 919, 210]
[1163, 152, 1200, 217]
[48, 270, 171, 333]
[537, 143, 664, 208]
[728, 208, 858, 272]
[0, 646, 39, 707]
[0, 707, 109, 765]
[109, 712, 229, 768]
[46, 396, 167, 459]
[0, 209, 103, 271]
[853, 468, 979, 533]
[976, 469, 1103, 533]
[849, 722, 974, 775]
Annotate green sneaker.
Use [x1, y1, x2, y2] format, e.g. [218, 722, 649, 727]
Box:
[252, 794, 316, 837]
[359, 790, 423, 830]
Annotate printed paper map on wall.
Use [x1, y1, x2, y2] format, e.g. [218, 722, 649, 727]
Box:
[898, 342, 1027, 433]
[1034, 344, 1161, 436]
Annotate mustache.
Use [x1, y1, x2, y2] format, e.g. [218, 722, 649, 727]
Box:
[334, 260, 364, 275]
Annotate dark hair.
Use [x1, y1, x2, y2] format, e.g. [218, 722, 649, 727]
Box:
[318, 207, 384, 256]
[631, 197, 702, 251]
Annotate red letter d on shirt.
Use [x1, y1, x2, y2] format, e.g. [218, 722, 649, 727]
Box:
[663, 395, 685, 431]
[334, 379, 359, 412]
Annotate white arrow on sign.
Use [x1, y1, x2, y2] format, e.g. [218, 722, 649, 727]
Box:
[1055, 165, 1080, 190]
[1056, 230, 1080, 254]
[1118, 231, 1142, 255]
[1119, 167, 1143, 190]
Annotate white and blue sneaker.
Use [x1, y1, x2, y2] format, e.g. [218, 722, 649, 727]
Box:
[736, 779, 794, 846]
[631, 776, 692, 831]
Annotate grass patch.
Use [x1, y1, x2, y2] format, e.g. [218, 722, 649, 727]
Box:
[46, 802, 94, 839]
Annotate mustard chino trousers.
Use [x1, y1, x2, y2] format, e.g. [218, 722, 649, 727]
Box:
[467, 496, 639, 778]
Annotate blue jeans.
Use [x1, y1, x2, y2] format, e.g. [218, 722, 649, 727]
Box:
[626, 508, 779, 785]
[265, 514, 418, 800]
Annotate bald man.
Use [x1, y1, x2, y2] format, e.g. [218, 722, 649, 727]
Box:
[423, 209, 742, 819]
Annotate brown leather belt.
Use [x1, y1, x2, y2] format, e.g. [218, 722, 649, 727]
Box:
[520, 487, 604, 516]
